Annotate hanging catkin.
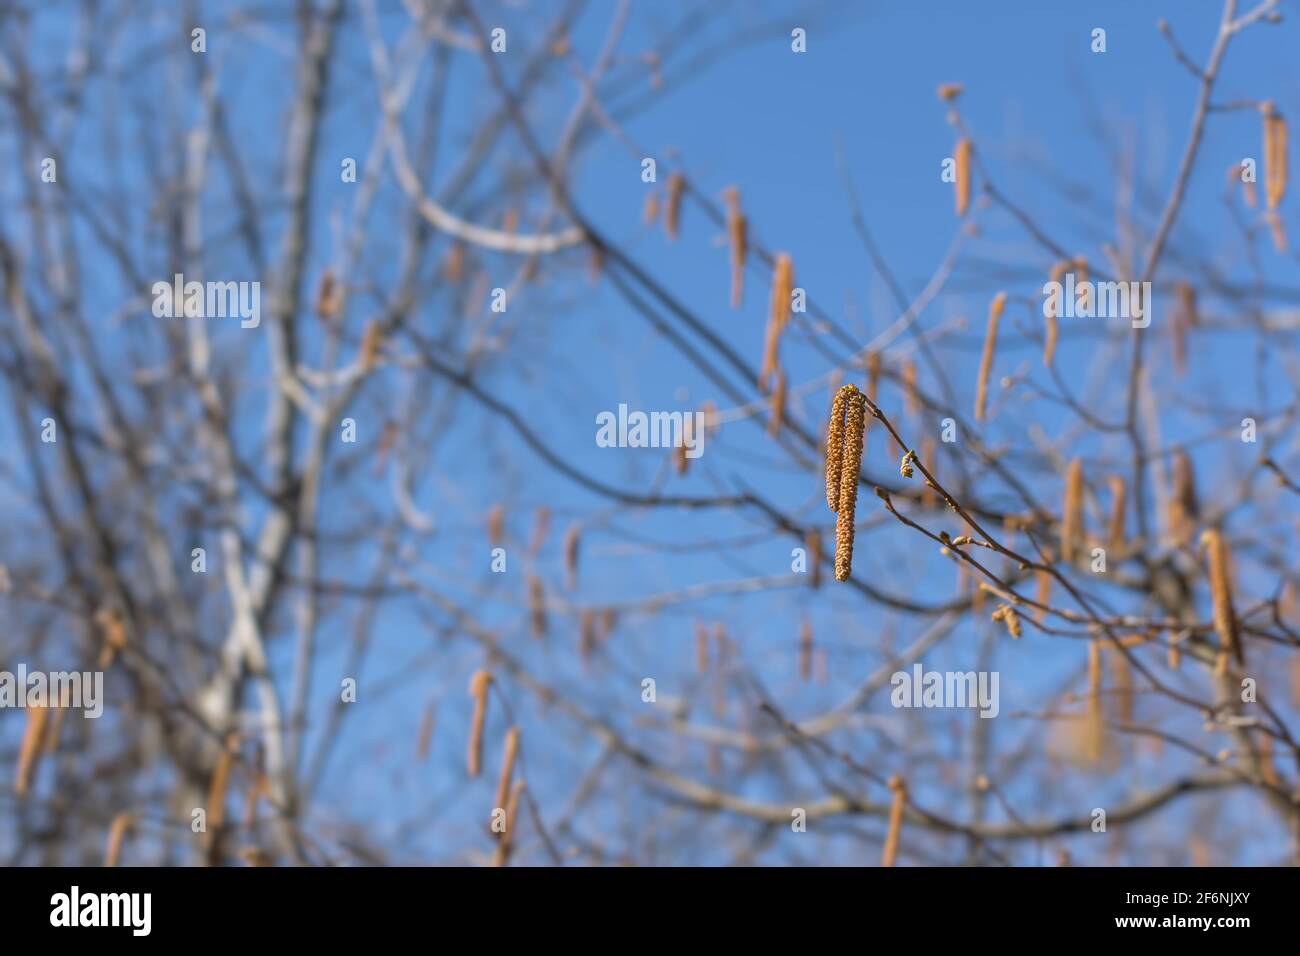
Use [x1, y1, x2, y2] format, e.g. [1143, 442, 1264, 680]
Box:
[1202, 529, 1243, 666]
[467, 670, 492, 778]
[882, 776, 907, 867]
[827, 384, 866, 582]
[665, 173, 685, 240]
[725, 187, 747, 308]
[760, 254, 794, 388]
[1263, 102, 1288, 212]
[954, 139, 972, 218]
[974, 292, 1005, 421]
[1061, 458, 1084, 564]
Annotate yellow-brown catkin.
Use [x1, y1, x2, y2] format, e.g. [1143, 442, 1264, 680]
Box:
[799, 617, 813, 682]
[1044, 260, 1068, 366]
[767, 368, 787, 436]
[761, 253, 795, 388]
[954, 139, 972, 218]
[416, 703, 435, 762]
[865, 351, 881, 462]
[665, 173, 685, 240]
[695, 621, 710, 673]
[825, 386, 849, 511]
[834, 387, 866, 582]
[1110, 649, 1134, 724]
[579, 609, 596, 663]
[1061, 458, 1084, 564]
[467, 670, 492, 778]
[359, 321, 383, 372]
[105, 813, 134, 867]
[974, 292, 1005, 422]
[494, 780, 526, 867]
[725, 188, 748, 308]
[487, 504, 505, 548]
[937, 83, 963, 102]
[1172, 282, 1196, 375]
[1034, 556, 1052, 623]
[15, 705, 49, 795]
[1203, 529, 1242, 666]
[1263, 102, 1288, 212]
[95, 606, 128, 669]
[444, 243, 466, 283]
[206, 732, 239, 853]
[1086, 640, 1104, 763]
[529, 507, 550, 556]
[700, 400, 719, 440]
[1074, 256, 1091, 312]
[882, 776, 907, 867]
[920, 437, 939, 508]
[1169, 450, 1199, 547]
[528, 575, 547, 637]
[315, 269, 342, 319]
[806, 527, 823, 589]
[493, 727, 520, 833]
[563, 525, 580, 590]
[902, 359, 919, 417]
[643, 190, 660, 227]
[1107, 475, 1127, 556]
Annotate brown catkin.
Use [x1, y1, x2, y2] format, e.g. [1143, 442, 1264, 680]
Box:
[725, 187, 747, 307]
[806, 527, 823, 589]
[15, 705, 49, 795]
[416, 703, 436, 762]
[528, 507, 550, 556]
[1169, 450, 1199, 547]
[95, 606, 128, 669]
[493, 727, 520, 831]
[761, 253, 795, 388]
[1203, 529, 1242, 666]
[974, 292, 1005, 421]
[799, 618, 813, 682]
[882, 776, 907, 867]
[528, 575, 547, 637]
[1172, 282, 1196, 375]
[105, 813, 134, 867]
[444, 243, 466, 283]
[767, 367, 787, 436]
[834, 386, 866, 582]
[487, 504, 505, 548]
[563, 525, 580, 590]
[825, 386, 848, 511]
[493, 779, 527, 867]
[1034, 558, 1052, 623]
[206, 732, 239, 855]
[1086, 639, 1104, 764]
[665, 173, 684, 240]
[315, 270, 342, 319]
[695, 621, 710, 673]
[954, 139, 972, 218]
[643, 190, 660, 227]
[1110, 649, 1134, 724]
[1263, 103, 1288, 212]
[1061, 458, 1084, 564]
[467, 670, 492, 778]
[1044, 260, 1068, 366]
[902, 359, 919, 417]
[359, 321, 383, 372]
[1107, 475, 1127, 555]
[579, 609, 596, 663]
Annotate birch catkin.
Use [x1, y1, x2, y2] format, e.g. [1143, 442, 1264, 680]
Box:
[882, 776, 907, 867]
[767, 367, 787, 436]
[105, 813, 134, 867]
[493, 727, 520, 831]
[832, 385, 866, 582]
[1086, 639, 1104, 764]
[1169, 450, 1199, 547]
[1107, 475, 1127, 555]
[665, 173, 685, 239]
[1044, 260, 1068, 366]
[974, 292, 1005, 422]
[806, 527, 823, 589]
[1061, 458, 1084, 563]
[799, 618, 813, 682]
[825, 386, 848, 511]
[563, 525, 580, 590]
[1202, 529, 1242, 666]
[467, 670, 492, 778]
[954, 139, 972, 218]
[1263, 102, 1288, 212]
[761, 253, 794, 388]
[725, 187, 747, 308]
[15, 705, 49, 795]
